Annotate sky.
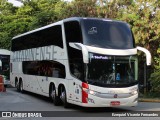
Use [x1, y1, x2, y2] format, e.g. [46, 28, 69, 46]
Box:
[8, 0, 72, 7]
[8, 0, 23, 7]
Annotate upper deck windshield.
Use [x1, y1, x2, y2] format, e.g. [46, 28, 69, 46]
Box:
[85, 53, 138, 87]
[81, 19, 135, 49]
[64, 18, 138, 87]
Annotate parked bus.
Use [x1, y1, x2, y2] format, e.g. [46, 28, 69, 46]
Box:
[10, 17, 151, 107]
[0, 49, 10, 87]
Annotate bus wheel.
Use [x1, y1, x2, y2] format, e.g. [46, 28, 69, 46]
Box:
[50, 85, 60, 106]
[16, 81, 20, 92]
[60, 87, 70, 108]
[19, 80, 24, 93]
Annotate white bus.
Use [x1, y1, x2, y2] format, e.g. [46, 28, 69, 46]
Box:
[0, 49, 10, 87]
[10, 17, 151, 107]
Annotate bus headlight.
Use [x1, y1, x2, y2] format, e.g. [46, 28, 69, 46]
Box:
[82, 88, 96, 95]
[89, 90, 96, 95]
[130, 90, 138, 95]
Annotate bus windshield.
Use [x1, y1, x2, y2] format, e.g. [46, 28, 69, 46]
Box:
[81, 19, 135, 49]
[0, 55, 10, 80]
[85, 53, 138, 87]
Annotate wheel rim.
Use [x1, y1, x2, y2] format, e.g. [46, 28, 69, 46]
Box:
[61, 90, 66, 103]
[51, 88, 56, 102]
[20, 82, 23, 91]
[16, 82, 19, 88]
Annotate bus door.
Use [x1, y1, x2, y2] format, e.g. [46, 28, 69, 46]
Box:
[67, 62, 83, 103]
[72, 79, 82, 103]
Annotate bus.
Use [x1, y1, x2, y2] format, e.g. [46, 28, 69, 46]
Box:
[10, 17, 151, 107]
[0, 49, 10, 87]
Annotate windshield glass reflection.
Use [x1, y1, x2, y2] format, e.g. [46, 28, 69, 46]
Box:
[85, 53, 138, 87]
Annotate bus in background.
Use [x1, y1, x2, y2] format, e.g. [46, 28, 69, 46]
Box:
[0, 49, 10, 87]
[10, 17, 151, 108]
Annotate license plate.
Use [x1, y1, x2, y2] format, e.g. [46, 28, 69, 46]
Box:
[110, 101, 120, 106]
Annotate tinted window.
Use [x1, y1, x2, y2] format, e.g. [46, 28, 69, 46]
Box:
[86, 53, 138, 87]
[12, 25, 63, 51]
[64, 21, 82, 43]
[64, 21, 84, 80]
[0, 55, 10, 79]
[81, 19, 135, 49]
[22, 60, 66, 78]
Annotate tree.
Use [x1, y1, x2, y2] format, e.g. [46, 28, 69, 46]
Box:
[62, 0, 97, 18]
[0, 0, 160, 93]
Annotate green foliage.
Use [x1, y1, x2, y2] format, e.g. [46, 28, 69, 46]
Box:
[150, 70, 160, 92]
[149, 55, 160, 92]
[62, 0, 97, 17]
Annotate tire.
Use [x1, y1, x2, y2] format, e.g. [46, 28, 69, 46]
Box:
[50, 85, 60, 106]
[19, 80, 24, 93]
[60, 87, 70, 108]
[16, 81, 20, 92]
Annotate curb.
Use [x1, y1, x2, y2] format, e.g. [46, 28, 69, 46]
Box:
[139, 98, 160, 103]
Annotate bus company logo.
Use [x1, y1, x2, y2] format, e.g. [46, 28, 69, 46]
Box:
[2, 112, 11, 117]
[88, 27, 97, 34]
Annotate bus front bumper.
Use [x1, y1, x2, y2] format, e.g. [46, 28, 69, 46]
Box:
[80, 94, 138, 107]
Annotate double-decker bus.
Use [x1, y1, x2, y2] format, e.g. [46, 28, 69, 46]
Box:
[0, 49, 10, 87]
[10, 17, 151, 107]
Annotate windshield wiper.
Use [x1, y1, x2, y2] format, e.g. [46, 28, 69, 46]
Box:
[87, 79, 99, 85]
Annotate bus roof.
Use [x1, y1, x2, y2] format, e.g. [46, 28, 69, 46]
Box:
[12, 17, 127, 40]
[0, 49, 10, 55]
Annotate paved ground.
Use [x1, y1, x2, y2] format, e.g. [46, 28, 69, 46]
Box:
[0, 87, 160, 120]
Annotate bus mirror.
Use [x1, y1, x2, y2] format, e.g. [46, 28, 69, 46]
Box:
[137, 46, 151, 66]
[69, 42, 89, 63]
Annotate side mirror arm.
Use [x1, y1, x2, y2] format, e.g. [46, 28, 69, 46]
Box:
[137, 46, 151, 66]
[69, 42, 89, 63]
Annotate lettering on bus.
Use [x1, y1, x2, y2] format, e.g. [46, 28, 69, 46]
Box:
[12, 46, 58, 62]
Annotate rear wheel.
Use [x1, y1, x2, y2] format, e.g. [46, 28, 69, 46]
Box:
[50, 84, 60, 106]
[19, 80, 24, 93]
[60, 87, 70, 108]
[15, 81, 20, 92]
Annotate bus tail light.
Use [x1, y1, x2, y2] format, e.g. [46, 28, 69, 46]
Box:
[82, 82, 89, 103]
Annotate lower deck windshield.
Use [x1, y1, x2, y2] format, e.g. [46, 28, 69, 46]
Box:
[85, 53, 138, 87]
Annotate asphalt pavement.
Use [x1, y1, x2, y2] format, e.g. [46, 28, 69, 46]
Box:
[0, 87, 160, 120]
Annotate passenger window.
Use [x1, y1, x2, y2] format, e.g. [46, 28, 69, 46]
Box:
[23, 60, 66, 78]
